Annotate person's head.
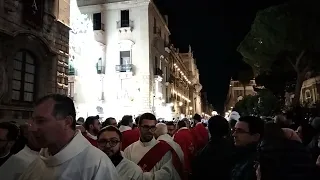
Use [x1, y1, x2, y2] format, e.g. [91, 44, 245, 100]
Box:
[232, 116, 264, 147]
[97, 126, 122, 157]
[0, 122, 19, 155]
[84, 115, 101, 135]
[120, 115, 133, 128]
[274, 114, 290, 128]
[102, 117, 117, 128]
[166, 121, 176, 136]
[20, 124, 41, 151]
[193, 114, 202, 124]
[154, 123, 168, 139]
[177, 120, 187, 129]
[139, 113, 157, 142]
[30, 94, 76, 149]
[76, 117, 85, 125]
[208, 115, 230, 138]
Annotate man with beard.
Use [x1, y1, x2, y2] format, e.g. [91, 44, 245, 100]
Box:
[124, 113, 182, 180]
[83, 115, 101, 147]
[0, 122, 19, 167]
[18, 94, 119, 180]
[98, 126, 143, 180]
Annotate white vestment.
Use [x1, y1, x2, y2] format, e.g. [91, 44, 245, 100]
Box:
[116, 157, 143, 180]
[119, 125, 131, 133]
[124, 138, 181, 180]
[18, 130, 120, 180]
[157, 134, 184, 165]
[0, 146, 39, 180]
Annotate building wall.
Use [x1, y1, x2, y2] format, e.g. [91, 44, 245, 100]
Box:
[225, 79, 257, 112]
[0, 0, 70, 122]
[300, 76, 320, 105]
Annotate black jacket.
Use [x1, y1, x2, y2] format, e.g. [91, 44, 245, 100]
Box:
[191, 136, 235, 180]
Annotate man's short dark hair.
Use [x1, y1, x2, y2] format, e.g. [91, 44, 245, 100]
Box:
[0, 122, 19, 141]
[177, 120, 186, 129]
[208, 115, 230, 138]
[193, 114, 202, 122]
[139, 113, 156, 125]
[120, 115, 133, 126]
[35, 94, 76, 130]
[84, 115, 99, 130]
[135, 116, 140, 125]
[238, 116, 264, 136]
[166, 121, 174, 126]
[102, 117, 116, 128]
[97, 125, 122, 141]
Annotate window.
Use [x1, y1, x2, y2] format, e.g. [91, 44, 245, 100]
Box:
[305, 90, 311, 99]
[153, 17, 157, 34]
[93, 13, 102, 30]
[68, 81, 74, 99]
[120, 10, 129, 27]
[154, 56, 158, 69]
[120, 51, 131, 65]
[12, 50, 36, 102]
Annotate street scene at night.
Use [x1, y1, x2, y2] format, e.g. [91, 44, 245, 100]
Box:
[0, 0, 320, 179]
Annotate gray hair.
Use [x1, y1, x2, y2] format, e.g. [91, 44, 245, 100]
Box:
[155, 123, 168, 136]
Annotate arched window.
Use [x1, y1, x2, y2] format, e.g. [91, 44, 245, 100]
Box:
[12, 50, 36, 102]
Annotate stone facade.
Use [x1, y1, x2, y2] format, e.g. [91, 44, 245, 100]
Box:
[0, 0, 70, 121]
[300, 76, 320, 105]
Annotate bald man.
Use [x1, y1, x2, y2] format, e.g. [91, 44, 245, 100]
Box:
[154, 123, 184, 165]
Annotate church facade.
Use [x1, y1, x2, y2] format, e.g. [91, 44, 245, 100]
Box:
[0, 0, 70, 122]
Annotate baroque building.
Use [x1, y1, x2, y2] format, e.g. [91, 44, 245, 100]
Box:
[70, 0, 172, 120]
[0, 0, 70, 121]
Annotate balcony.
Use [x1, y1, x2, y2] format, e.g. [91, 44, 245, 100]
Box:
[93, 23, 105, 44]
[116, 64, 133, 72]
[117, 20, 134, 32]
[115, 64, 133, 79]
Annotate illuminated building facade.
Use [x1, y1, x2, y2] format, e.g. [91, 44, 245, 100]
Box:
[224, 79, 257, 112]
[167, 46, 203, 119]
[70, 0, 172, 120]
[0, 0, 70, 122]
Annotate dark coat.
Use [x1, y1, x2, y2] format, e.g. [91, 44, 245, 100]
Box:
[191, 136, 235, 180]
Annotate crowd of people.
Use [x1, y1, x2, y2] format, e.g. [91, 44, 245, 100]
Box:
[0, 94, 320, 180]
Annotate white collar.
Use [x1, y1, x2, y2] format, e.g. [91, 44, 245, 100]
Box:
[23, 145, 40, 155]
[157, 134, 172, 141]
[196, 122, 202, 126]
[86, 131, 97, 140]
[39, 130, 91, 167]
[119, 125, 132, 132]
[139, 137, 157, 147]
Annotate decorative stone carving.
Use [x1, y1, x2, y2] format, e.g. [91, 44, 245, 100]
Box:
[4, 0, 19, 13]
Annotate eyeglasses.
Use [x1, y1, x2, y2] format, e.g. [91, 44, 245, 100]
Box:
[97, 139, 120, 147]
[233, 128, 250, 134]
[140, 125, 156, 132]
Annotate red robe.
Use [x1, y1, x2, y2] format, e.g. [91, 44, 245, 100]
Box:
[83, 132, 98, 147]
[121, 128, 140, 151]
[191, 123, 209, 151]
[173, 127, 195, 173]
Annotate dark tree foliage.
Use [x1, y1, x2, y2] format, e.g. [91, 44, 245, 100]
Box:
[237, 1, 320, 107]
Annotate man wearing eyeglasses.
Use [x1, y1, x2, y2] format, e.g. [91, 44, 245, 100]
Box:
[231, 116, 264, 180]
[98, 126, 142, 180]
[0, 122, 19, 167]
[123, 113, 182, 180]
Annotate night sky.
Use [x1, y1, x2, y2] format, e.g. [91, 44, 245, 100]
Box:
[154, 0, 287, 112]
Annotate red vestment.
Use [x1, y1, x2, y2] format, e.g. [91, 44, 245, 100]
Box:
[191, 123, 209, 151]
[121, 128, 140, 151]
[173, 127, 195, 173]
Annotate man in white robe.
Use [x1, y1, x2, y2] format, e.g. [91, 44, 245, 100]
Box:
[97, 125, 143, 180]
[154, 123, 184, 165]
[124, 113, 182, 180]
[0, 124, 40, 180]
[18, 94, 120, 180]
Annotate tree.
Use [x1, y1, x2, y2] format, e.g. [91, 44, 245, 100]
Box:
[237, 1, 320, 107]
[234, 89, 280, 117]
[238, 69, 254, 96]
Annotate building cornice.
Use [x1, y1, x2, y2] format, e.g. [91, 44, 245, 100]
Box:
[149, 1, 170, 34]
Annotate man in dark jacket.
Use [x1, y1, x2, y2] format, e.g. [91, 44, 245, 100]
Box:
[231, 116, 264, 180]
[192, 115, 234, 180]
